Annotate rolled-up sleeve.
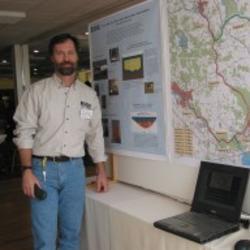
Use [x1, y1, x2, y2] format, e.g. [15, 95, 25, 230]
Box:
[85, 94, 107, 163]
[13, 86, 39, 149]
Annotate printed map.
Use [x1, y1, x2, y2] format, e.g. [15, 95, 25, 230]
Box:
[168, 0, 250, 165]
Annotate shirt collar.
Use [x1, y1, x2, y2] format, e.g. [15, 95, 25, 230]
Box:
[52, 73, 78, 90]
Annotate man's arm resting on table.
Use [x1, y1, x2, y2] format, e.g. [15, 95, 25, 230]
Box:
[19, 148, 40, 198]
[95, 162, 108, 192]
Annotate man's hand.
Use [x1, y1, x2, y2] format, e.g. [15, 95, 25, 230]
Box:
[22, 170, 40, 198]
[95, 162, 108, 192]
[18, 148, 40, 198]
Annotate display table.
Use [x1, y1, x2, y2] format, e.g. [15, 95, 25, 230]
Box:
[83, 182, 250, 250]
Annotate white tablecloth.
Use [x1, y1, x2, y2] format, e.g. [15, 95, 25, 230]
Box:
[84, 182, 250, 250]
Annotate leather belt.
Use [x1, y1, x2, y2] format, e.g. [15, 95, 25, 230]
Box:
[32, 155, 79, 162]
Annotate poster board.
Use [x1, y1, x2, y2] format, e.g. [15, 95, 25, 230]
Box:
[89, 0, 167, 159]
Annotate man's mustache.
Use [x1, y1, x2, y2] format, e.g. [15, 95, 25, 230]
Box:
[59, 62, 74, 66]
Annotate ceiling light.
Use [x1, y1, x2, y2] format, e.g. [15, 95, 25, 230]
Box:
[85, 31, 89, 36]
[1, 59, 8, 64]
[0, 10, 26, 24]
[33, 49, 40, 54]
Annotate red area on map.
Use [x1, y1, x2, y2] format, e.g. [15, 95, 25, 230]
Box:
[171, 82, 193, 108]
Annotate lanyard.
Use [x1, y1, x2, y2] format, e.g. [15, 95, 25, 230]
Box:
[41, 157, 47, 182]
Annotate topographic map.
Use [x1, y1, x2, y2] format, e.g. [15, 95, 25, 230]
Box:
[168, 0, 250, 165]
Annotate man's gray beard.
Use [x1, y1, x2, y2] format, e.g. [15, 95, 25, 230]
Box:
[57, 66, 76, 76]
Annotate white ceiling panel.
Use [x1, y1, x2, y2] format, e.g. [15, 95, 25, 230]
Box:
[0, 0, 144, 50]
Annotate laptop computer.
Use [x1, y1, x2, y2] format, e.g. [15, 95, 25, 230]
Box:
[154, 161, 249, 244]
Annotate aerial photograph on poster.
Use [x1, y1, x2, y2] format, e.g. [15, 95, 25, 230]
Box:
[122, 54, 144, 80]
[109, 47, 120, 62]
[93, 59, 108, 80]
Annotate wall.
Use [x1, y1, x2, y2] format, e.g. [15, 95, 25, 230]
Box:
[116, 155, 198, 203]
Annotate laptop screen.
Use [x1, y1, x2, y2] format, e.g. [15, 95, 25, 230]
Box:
[207, 170, 240, 205]
[191, 161, 249, 222]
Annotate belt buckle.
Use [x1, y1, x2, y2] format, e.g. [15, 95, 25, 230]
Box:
[55, 156, 69, 162]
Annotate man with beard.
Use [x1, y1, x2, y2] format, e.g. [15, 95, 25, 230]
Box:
[13, 33, 108, 250]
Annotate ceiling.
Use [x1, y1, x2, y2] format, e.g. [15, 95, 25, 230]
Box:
[0, 0, 144, 78]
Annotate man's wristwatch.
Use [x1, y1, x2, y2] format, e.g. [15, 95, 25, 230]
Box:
[21, 166, 32, 173]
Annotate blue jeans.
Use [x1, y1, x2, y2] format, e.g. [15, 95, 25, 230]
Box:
[31, 158, 85, 250]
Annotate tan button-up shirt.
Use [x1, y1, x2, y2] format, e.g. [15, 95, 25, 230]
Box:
[13, 74, 106, 163]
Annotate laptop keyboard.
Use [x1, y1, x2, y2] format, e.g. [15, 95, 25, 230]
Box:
[166, 212, 236, 235]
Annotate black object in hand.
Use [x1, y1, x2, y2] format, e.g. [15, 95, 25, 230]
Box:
[34, 184, 47, 200]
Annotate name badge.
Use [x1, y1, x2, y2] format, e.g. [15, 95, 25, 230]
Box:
[80, 108, 93, 120]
